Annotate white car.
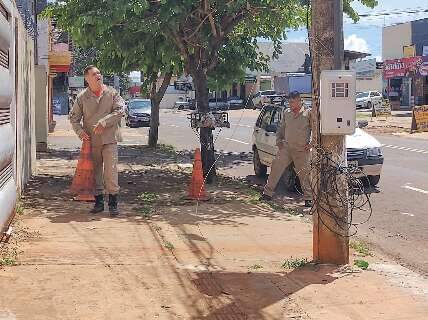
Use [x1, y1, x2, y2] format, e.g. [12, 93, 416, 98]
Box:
[252, 90, 276, 109]
[356, 91, 382, 110]
[252, 105, 384, 188]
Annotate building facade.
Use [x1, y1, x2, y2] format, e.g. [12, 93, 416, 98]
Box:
[0, 0, 39, 235]
[383, 18, 428, 109]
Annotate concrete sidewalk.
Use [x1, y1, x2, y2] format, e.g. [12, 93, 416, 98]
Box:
[1, 128, 428, 319]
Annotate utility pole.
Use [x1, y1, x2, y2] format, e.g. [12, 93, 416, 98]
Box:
[311, 0, 349, 264]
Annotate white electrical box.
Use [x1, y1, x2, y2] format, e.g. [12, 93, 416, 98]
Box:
[320, 70, 356, 135]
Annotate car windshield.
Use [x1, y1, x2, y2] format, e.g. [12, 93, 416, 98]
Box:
[356, 92, 369, 99]
[129, 100, 151, 111]
[261, 90, 276, 96]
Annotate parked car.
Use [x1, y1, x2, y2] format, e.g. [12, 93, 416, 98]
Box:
[356, 91, 382, 110]
[252, 105, 384, 189]
[227, 96, 244, 109]
[174, 96, 191, 110]
[252, 90, 276, 109]
[208, 98, 229, 111]
[125, 99, 152, 127]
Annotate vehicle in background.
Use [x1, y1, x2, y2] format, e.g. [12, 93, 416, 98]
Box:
[274, 74, 312, 97]
[208, 98, 229, 111]
[227, 96, 244, 109]
[252, 105, 384, 189]
[125, 99, 152, 127]
[252, 90, 276, 109]
[356, 91, 382, 110]
[174, 96, 191, 110]
[188, 98, 197, 110]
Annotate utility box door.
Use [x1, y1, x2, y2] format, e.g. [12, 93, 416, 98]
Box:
[320, 70, 356, 135]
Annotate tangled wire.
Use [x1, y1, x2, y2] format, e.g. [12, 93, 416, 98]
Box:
[307, 145, 373, 237]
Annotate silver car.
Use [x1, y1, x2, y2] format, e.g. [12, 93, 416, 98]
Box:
[356, 91, 382, 110]
[252, 105, 384, 188]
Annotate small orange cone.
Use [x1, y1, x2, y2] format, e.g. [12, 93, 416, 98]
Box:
[186, 148, 210, 201]
[70, 140, 95, 201]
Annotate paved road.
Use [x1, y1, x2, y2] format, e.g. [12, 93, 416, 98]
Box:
[51, 110, 428, 276]
[148, 109, 428, 276]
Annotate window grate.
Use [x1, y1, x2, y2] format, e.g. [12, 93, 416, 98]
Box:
[0, 49, 9, 69]
[0, 108, 11, 125]
[0, 163, 13, 190]
[0, 2, 9, 20]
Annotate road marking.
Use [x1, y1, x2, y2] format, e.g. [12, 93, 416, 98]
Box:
[400, 212, 415, 217]
[168, 124, 181, 128]
[231, 123, 252, 128]
[224, 138, 250, 145]
[382, 144, 428, 155]
[402, 185, 428, 195]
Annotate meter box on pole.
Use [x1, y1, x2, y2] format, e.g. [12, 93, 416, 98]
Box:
[320, 70, 356, 135]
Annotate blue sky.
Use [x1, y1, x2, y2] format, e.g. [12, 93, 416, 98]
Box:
[285, 0, 428, 61]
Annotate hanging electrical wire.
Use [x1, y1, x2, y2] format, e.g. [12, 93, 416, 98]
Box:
[308, 145, 373, 237]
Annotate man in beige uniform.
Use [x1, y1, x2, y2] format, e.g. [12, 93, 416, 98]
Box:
[262, 91, 313, 207]
[69, 65, 125, 215]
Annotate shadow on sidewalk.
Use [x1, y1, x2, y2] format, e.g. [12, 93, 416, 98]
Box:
[30, 145, 290, 226]
[190, 265, 339, 319]
[23, 144, 347, 318]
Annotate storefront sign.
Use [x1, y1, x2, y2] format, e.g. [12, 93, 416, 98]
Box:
[375, 99, 392, 117]
[383, 56, 428, 79]
[411, 105, 428, 133]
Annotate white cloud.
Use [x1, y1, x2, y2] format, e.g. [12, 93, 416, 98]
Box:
[284, 36, 308, 43]
[344, 34, 370, 53]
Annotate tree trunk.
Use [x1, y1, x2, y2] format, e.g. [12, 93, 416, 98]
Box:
[148, 99, 160, 147]
[311, 0, 349, 265]
[192, 68, 216, 183]
[148, 72, 173, 148]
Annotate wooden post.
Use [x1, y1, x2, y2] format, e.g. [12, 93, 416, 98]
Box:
[311, 0, 349, 265]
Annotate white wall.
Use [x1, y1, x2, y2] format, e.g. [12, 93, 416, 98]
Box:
[0, 0, 17, 233]
[383, 22, 412, 61]
[160, 86, 195, 109]
[37, 19, 49, 66]
[356, 70, 383, 93]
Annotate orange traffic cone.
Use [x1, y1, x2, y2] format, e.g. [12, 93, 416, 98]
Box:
[186, 148, 210, 201]
[70, 140, 95, 201]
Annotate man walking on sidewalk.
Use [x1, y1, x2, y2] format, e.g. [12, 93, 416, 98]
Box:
[262, 91, 313, 207]
[69, 65, 125, 216]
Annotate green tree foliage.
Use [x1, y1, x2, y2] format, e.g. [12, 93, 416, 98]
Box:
[43, 0, 377, 179]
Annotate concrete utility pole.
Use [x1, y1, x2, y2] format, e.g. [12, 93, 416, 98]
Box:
[311, 0, 349, 264]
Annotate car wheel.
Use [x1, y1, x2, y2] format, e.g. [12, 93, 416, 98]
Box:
[368, 175, 380, 187]
[253, 148, 267, 177]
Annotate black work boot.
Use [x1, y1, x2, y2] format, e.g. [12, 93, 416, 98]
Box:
[90, 195, 104, 213]
[108, 194, 119, 216]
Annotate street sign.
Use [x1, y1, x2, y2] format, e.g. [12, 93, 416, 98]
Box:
[403, 45, 416, 58]
[69, 76, 84, 88]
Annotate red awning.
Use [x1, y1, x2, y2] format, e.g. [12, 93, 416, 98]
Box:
[50, 65, 70, 73]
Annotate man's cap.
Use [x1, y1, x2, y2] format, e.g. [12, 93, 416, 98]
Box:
[289, 91, 301, 99]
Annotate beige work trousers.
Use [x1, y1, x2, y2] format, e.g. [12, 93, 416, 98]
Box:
[91, 143, 120, 196]
[264, 145, 312, 200]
